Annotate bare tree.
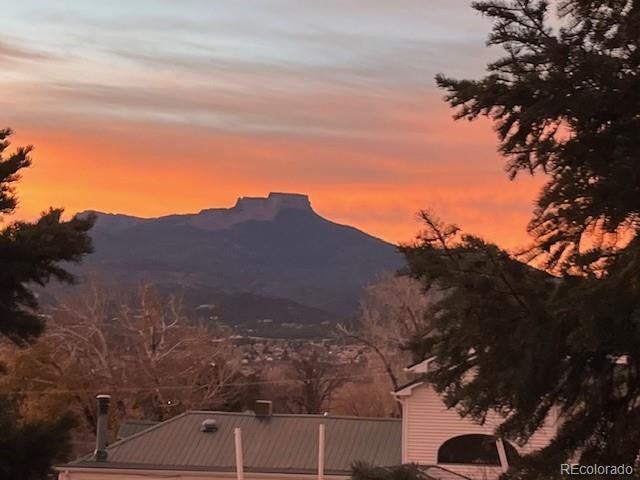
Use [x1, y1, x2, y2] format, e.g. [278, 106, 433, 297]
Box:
[263, 348, 346, 415]
[290, 351, 346, 414]
[7, 280, 247, 438]
[332, 379, 398, 418]
[338, 274, 433, 392]
[105, 285, 242, 420]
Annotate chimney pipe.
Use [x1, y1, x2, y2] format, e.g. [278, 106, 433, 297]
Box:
[254, 400, 273, 418]
[94, 394, 111, 462]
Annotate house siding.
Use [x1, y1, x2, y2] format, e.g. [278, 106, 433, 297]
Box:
[400, 384, 559, 480]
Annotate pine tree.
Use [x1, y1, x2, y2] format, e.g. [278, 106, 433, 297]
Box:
[437, 0, 640, 274]
[401, 1, 640, 476]
[0, 127, 95, 344]
[0, 397, 77, 480]
[0, 127, 94, 478]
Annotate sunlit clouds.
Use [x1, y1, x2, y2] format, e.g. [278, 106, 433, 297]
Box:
[2, 0, 543, 248]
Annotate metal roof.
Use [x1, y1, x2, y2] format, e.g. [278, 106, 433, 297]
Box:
[68, 411, 402, 475]
[116, 419, 159, 440]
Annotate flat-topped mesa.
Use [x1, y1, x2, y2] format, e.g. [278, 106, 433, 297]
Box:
[191, 192, 313, 230]
[235, 192, 311, 212]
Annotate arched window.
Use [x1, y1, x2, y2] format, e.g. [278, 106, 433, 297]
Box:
[437, 434, 519, 466]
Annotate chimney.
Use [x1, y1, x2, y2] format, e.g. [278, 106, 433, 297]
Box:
[94, 394, 111, 462]
[254, 400, 273, 418]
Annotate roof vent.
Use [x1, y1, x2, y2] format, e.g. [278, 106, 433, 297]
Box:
[254, 400, 273, 417]
[200, 419, 218, 433]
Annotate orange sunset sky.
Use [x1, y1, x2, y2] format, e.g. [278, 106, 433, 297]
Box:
[2, 0, 544, 248]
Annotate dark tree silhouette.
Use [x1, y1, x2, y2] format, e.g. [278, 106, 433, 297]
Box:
[0, 128, 95, 345]
[401, 1, 640, 477]
[0, 127, 94, 478]
[436, 0, 640, 274]
[0, 397, 77, 480]
[351, 462, 431, 480]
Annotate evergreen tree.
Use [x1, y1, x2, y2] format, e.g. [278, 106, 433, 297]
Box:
[0, 127, 94, 344]
[351, 462, 427, 480]
[401, 1, 640, 476]
[0, 127, 94, 477]
[0, 397, 77, 480]
[436, 0, 640, 274]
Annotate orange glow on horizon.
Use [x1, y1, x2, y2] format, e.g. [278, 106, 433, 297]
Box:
[9, 111, 543, 250]
[2, 0, 541, 251]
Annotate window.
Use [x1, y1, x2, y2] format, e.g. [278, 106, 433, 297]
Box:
[437, 434, 519, 466]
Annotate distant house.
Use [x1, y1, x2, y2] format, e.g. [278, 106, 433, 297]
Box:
[57, 361, 558, 480]
[393, 359, 559, 480]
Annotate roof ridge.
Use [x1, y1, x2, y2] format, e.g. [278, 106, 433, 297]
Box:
[120, 419, 158, 424]
[185, 410, 401, 422]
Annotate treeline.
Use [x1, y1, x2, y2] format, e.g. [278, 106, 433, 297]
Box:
[1, 281, 250, 452]
[0, 275, 422, 457]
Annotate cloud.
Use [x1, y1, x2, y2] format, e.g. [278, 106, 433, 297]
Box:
[11, 106, 541, 249]
[2, 0, 541, 249]
[0, 37, 55, 64]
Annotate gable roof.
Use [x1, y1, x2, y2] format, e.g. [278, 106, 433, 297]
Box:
[65, 411, 402, 476]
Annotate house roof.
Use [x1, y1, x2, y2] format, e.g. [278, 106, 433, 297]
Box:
[392, 379, 425, 396]
[64, 411, 402, 476]
[116, 419, 159, 440]
[404, 357, 435, 374]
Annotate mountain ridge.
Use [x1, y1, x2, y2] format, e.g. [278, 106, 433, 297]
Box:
[80, 193, 404, 316]
[81, 192, 321, 232]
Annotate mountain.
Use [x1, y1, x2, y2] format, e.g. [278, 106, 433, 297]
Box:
[80, 192, 404, 316]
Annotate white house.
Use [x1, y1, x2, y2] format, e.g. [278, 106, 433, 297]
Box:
[393, 358, 559, 480]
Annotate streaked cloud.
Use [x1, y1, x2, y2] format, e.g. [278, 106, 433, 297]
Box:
[0, 37, 56, 64]
[1, 0, 541, 248]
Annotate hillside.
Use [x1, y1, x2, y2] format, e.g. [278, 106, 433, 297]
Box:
[152, 283, 338, 338]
